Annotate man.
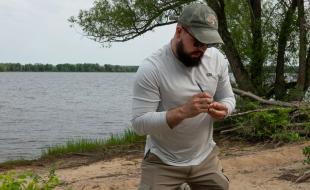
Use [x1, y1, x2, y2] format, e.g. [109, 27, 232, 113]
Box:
[131, 3, 235, 190]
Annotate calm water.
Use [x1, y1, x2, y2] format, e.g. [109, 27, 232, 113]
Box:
[0, 72, 135, 163]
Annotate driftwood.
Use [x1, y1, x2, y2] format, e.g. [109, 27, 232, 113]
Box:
[229, 88, 309, 119]
[295, 170, 310, 183]
[287, 122, 310, 128]
[217, 125, 310, 135]
[220, 126, 243, 134]
[232, 88, 300, 108]
[229, 108, 287, 117]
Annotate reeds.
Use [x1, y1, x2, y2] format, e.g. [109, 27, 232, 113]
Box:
[41, 129, 144, 157]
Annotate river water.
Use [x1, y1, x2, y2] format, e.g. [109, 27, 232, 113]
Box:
[0, 72, 135, 163]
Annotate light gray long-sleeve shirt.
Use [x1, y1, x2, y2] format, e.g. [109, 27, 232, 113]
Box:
[131, 43, 236, 166]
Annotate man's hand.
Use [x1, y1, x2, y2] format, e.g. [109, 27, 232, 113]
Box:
[166, 92, 213, 128]
[181, 92, 213, 118]
[207, 102, 228, 120]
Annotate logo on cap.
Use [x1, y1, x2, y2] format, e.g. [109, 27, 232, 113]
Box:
[207, 15, 217, 26]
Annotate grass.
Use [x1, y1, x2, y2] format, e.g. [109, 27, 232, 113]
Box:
[41, 129, 145, 158]
[0, 129, 145, 169]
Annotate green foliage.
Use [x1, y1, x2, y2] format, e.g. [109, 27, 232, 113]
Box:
[68, 0, 190, 44]
[236, 108, 292, 141]
[104, 129, 145, 146]
[235, 96, 261, 112]
[0, 168, 59, 190]
[0, 63, 138, 72]
[68, 0, 310, 100]
[271, 132, 301, 142]
[303, 146, 310, 164]
[224, 0, 252, 64]
[219, 98, 310, 143]
[287, 88, 305, 101]
[41, 129, 145, 157]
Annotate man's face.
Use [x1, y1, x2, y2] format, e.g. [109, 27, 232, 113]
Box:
[176, 27, 208, 67]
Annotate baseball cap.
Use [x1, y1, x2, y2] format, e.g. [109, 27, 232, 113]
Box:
[176, 3, 223, 44]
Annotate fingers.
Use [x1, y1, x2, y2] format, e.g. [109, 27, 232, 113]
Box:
[193, 92, 212, 98]
[192, 93, 213, 105]
[208, 109, 226, 119]
[194, 97, 213, 105]
[192, 93, 213, 113]
[209, 102, 227, 111]
[185, 93, 228, 120]
[208, 102, 228, 119]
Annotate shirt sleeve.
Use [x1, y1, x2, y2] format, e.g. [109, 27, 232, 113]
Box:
[214, 57, 236, 116]
[130, 60, 170, 135]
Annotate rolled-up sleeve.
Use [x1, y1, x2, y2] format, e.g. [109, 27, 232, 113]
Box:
[214, 59, 236, 115]
[131, 61, 170, 135]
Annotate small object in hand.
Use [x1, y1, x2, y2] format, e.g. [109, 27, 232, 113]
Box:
[195, 80, 204, 92]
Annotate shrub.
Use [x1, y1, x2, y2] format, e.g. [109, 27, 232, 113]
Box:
[0, 168, 59, 190]
[303, 146, 310, 165]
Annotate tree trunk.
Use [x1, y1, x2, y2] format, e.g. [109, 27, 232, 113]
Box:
[274, 0, 298, 100]
[249, 0, 265, 95]
[306, 47, 310, 90]
[206, 0, 257, 93]
[289, 0, 308, 101]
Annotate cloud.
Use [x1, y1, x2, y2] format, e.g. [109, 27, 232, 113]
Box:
[0, 1, 174, 65]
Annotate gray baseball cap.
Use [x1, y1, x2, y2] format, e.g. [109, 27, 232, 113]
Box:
[177, 3, 223, 44]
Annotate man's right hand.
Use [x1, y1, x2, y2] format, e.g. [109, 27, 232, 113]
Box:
[166, 92, 213, 129]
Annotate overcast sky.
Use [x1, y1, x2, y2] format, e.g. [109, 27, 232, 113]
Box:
[0, 0, 176, 66]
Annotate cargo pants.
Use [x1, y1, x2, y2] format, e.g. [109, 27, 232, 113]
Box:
[138, 146, 229, 190]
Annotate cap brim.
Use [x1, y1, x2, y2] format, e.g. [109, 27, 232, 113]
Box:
[190, 27, 224, 44]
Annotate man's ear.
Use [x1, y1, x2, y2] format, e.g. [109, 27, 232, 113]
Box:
[175, 25, 182, 39]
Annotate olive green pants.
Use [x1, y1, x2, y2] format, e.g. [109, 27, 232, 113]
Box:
[138, 146, 229, 190]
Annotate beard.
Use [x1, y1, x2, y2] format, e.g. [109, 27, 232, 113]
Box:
[176, 40, 204, 67]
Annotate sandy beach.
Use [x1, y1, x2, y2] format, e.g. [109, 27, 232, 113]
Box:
[46, 141, 310, 190]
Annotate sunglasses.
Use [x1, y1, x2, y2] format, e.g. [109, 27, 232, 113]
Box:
[182, 27, 218, 49]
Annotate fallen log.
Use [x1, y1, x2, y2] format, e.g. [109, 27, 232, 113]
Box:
[233, 88, 300, 108]
[295, 170, 310, 183]
[220, 126, 243, 134]
[229, 108, 287, 117]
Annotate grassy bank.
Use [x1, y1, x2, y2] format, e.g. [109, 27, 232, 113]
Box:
[0, 129, 145, 169]
[41, 129, 145, 158]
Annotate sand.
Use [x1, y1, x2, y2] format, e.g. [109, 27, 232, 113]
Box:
[50, 142, 310, 190]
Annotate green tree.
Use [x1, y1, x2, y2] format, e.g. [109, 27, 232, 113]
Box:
[69, 0, 310, 101]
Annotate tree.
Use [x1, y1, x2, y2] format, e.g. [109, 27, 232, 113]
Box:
[206, 0, 256, 93]
[248, 0, 265, 94]
[274, 0, 298, 100]
[69, 0, 310, 101]
[292, 0, 309, 100]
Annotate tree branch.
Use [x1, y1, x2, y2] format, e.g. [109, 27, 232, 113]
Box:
[233, 88, 300, 107]
[295, 170, 310, 183]
[229, 108, 288, 117]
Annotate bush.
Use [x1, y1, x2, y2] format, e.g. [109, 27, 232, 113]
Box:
[303, 146, 310, 165]
[215, 97, 310, 142]
[0, 168, 59, 190]
[228, 108, 295, 141]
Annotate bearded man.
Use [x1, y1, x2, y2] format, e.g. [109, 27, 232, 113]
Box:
[131, 3, 236, 190]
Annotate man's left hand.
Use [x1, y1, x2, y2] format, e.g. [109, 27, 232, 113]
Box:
[207, 102, 228, 120]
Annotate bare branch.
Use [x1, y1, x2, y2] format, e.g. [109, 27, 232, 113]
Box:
[229, 108, 288, 117]
[295, 170, 310, 183]
[233, 88, 300, 107]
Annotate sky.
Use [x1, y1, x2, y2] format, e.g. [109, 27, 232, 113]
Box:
[0, 0, 176, 66]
